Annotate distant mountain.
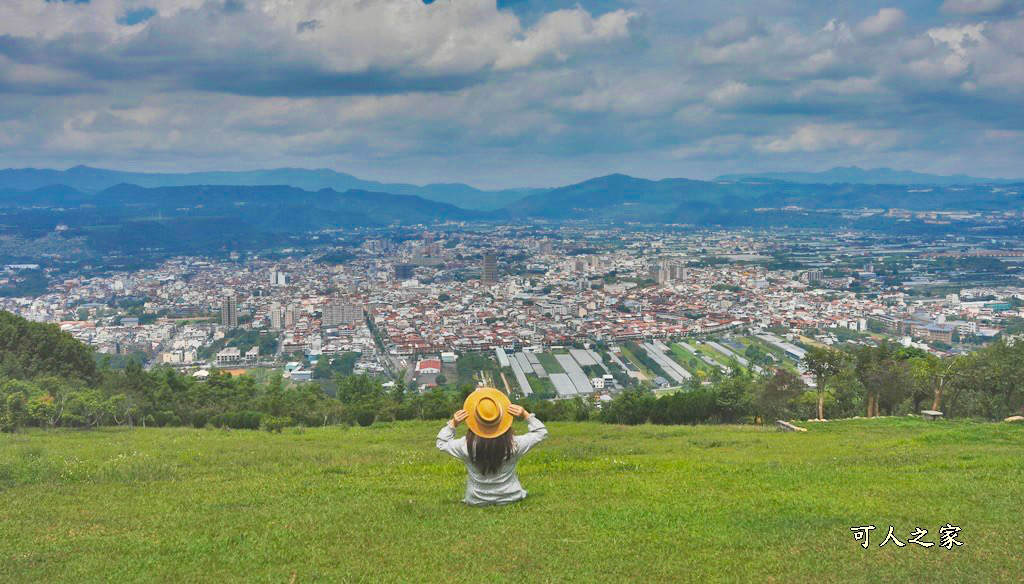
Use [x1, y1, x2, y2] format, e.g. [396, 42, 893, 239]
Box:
[0, 184, 87, 206]
[507, 174, 733, 220]
[0, 165, 533, 210]
[715, 166, 1023, 186]
[0, 183, 496, 256]
[89, 183, 491, 228]
[506, 173, 1024, 222]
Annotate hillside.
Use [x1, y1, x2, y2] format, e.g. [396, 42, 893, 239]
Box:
[1, 419, 1020, 582]
[88, 183, 487, 227]
[0, 165, 534, 210]
[0, 183, 493, 256]
[505, 173, 1024, 222]
[716, 166, 1023, 185]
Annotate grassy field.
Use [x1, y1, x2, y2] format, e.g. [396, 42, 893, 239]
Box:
[2, 418, 1023, 583]
[534, 352, 564, 375]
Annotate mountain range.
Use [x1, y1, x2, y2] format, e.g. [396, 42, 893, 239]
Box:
[715, 166, 1023, 185]
[503, 173, 1024, 222]
[2, 167, 1023, 239]
[0, 165, 536, 210]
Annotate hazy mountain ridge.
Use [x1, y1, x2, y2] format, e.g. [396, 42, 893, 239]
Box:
[88, 183, 490, 226]
[715, 166, 1023, 185]
[0, 165, 533, 210]
[504, 173, 1024, 221]
[3, 169, 1022, 231]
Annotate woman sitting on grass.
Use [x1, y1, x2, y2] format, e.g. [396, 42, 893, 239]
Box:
[436, 388, 548, 506]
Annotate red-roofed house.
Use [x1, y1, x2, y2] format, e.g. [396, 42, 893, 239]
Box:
[416, 358, 441, 375]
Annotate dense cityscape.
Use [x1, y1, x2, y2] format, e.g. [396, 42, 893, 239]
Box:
[3, 220, 1022, 401]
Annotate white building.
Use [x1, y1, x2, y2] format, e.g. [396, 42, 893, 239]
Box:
[216, 347, 241, 365]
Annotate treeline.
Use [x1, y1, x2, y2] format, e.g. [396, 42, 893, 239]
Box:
[598, 339, 1024, 425]
[2, 310, 1023, 432]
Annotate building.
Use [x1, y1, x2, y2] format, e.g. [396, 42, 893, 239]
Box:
[220, 295, 238, 328]
[216, 347, 241, 365]
[482, 251, 498, 284]
[915, 323, 955, 343]
[416, 358, 441, 375]
[323, 302, 364, 327]
[394, 264, 415, 280]
[269, 270, 288, 286]
[269, 302, 283, 330]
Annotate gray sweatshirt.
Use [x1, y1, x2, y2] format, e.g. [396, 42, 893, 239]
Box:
[436, 414, 549, 506]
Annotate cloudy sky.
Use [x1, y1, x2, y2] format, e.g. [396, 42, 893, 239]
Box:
[1, 0, 1023, 188]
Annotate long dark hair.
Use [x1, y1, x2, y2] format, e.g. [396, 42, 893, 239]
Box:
[466, 428, 514, 475]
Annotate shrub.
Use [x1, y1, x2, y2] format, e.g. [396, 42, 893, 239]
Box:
[355, 409, 376, 427]
[261, 416, 292, 433]
[208, 411, 262, 430]
[151, 411, 178, 427]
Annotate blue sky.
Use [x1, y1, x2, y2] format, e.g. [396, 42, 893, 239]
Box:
[0, 0, 1022, 188]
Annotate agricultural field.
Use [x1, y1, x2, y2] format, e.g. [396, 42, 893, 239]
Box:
[2, 418, 1022, 583]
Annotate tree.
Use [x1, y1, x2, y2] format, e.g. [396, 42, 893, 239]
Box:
[754, 369, 806, 422]
[336, 375, 383, 406]
[804, 347, 847, 419]
[713, 375, 754, 423]
[599, 388, 655, 425]
[0, 311, 99, 384]
[909, 354, 963, 412]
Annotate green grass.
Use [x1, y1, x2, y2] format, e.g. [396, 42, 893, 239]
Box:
[695, 341, 738, 368]
[2, 419, 1023, 583]
[619, 346, 654, 381]
[535, 352, 564, 374]
[668, 342, 712, 378]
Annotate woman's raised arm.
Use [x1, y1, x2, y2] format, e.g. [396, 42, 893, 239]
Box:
[436, 409, 469, 461]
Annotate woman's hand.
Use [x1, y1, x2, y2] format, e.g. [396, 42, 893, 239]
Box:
[450, 409, 468, 428]
[507, 404, 530, 419]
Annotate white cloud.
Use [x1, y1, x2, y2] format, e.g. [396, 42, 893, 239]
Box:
[707, 81, 750, 105]
[0, 0, 636, 95]
[1, 0, 1024, 186]
[857, 8, 906, 38]
[757, 124, 901, 153]
[494, 8, 636, 70]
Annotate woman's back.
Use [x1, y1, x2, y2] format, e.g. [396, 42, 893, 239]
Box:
[436, 403, 548, 506]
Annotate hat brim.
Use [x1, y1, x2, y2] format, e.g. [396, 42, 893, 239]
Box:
[463, 388, 513, 439]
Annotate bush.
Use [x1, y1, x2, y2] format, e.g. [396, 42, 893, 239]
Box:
[151, 411, 179, 428]
[355, 409, 376, 427]
[261, 415, 292, 433]
[192, 412, 209, 429]
[393, 402, 419, 421]
[209, 411, 262, 430]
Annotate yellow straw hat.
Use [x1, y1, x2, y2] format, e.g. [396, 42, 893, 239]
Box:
[463, 388, 513, 439]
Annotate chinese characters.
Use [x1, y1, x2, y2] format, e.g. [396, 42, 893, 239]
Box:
[850, 525, 962, 549]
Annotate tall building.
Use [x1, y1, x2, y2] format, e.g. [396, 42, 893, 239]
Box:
[323, 302, 364, 327]
[482, 251, 498, 284]
[269, 302, 283, 330]
[284, 305, 297, 328]
[270, 271, 288, 286]
[220, 295, 238, 328]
